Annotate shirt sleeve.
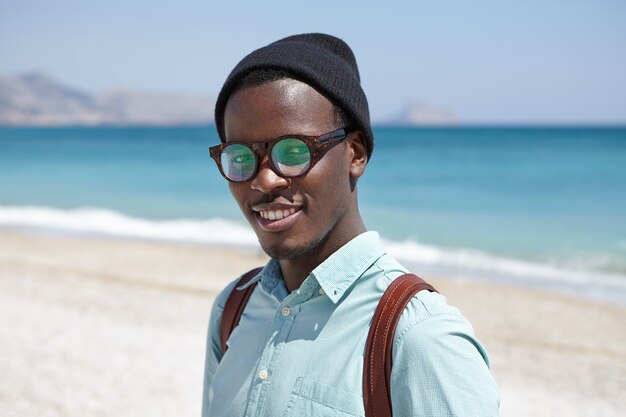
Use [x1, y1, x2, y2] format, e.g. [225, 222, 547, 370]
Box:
[390, 295, 500, 416]
[201, 279, 238, 417]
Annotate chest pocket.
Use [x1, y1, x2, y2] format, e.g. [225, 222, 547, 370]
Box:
[282, 377, 365, 417]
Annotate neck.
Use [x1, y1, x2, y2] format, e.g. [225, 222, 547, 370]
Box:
[279, 215, 366, 292]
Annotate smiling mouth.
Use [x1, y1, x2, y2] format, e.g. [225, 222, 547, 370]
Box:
[258, 207, 297, 221]
[252, 206, 302, 232]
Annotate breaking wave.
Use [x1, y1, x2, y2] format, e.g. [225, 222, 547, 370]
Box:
[2, 205, 625, 301]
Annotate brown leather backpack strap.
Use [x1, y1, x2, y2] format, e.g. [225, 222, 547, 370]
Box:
[363, 273, 437, 417]
[220, 267, 263, 354]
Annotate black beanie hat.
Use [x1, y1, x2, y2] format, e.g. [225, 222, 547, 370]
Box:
[214, 33, 374, 159]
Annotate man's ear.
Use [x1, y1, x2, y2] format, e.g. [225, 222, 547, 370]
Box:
[348, 131, 368, 179]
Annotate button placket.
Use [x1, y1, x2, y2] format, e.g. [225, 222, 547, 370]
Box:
[249, 302, 298, 417]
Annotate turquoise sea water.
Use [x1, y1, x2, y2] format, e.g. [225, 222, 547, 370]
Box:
[1, 126, 625, 302]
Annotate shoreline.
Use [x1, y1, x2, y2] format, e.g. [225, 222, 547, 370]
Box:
[1, 230, 625, 416]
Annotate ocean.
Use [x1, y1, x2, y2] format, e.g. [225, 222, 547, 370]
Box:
[1, 126, 625, 303]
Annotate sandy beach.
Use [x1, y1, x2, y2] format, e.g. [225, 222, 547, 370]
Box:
[1, 230, 624, 417]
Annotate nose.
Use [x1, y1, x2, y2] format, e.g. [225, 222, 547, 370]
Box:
[250, 155, 290, 193]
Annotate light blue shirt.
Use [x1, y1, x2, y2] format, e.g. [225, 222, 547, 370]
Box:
[202, 231, 499, 416]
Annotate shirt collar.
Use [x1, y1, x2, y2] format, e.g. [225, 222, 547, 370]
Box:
[240, 231, 385, 304]
[312, 231, 385, 303]
[237, 258, 282, 295]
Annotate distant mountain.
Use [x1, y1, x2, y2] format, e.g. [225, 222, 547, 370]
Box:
[0, 72, 215, 126]
[381, 102, 459, 126]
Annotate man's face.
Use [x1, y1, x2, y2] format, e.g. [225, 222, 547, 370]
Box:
[223, 79, 356, 260]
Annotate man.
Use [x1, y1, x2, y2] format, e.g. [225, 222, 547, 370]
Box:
[203, 33, 499, 416]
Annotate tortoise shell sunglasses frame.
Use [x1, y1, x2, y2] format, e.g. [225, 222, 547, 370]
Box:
[209, 128, 350, 183]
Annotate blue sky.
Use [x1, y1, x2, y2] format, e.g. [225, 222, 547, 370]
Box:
[1, 0, 625, 124]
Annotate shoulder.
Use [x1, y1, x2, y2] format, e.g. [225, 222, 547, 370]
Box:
[213, 276, 241, 312]
[395, 290, 489, 364]
[371, 254, 490, 365]
[206, 268, 261, 351]
[209, 267, 261, 329]
[400, 284, 490, 367]
[371, 258, 499, 413]
[390, 291, 500, 414]
[397, 290, 473, 345]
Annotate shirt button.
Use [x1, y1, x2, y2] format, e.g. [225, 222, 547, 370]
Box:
[281, 307, 291, 317]
[258, 369, 269, 380]
[319, 288, 325, 296]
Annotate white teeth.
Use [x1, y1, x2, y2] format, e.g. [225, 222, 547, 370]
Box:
[258, 208, 299, 221]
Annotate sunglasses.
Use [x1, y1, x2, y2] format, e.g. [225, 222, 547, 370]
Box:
[209, 128, 349, 183]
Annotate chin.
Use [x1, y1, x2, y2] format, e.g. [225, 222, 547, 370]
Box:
[259, 233, 326, 261]
[260, 241, 310, 260]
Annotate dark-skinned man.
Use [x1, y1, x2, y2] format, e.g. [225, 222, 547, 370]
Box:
[203, 33, 499, 417]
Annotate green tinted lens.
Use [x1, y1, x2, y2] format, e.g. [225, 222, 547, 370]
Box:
[271, 138, 311, 176]
[221, 144, 256, 181]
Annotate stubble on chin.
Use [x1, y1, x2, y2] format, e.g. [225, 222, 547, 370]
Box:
[260, 233, 326, 260]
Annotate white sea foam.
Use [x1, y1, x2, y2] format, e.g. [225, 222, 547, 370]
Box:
[2, 205, 625, 297]
[384, 238, 626, 291]
[0, 205, 258, 247]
